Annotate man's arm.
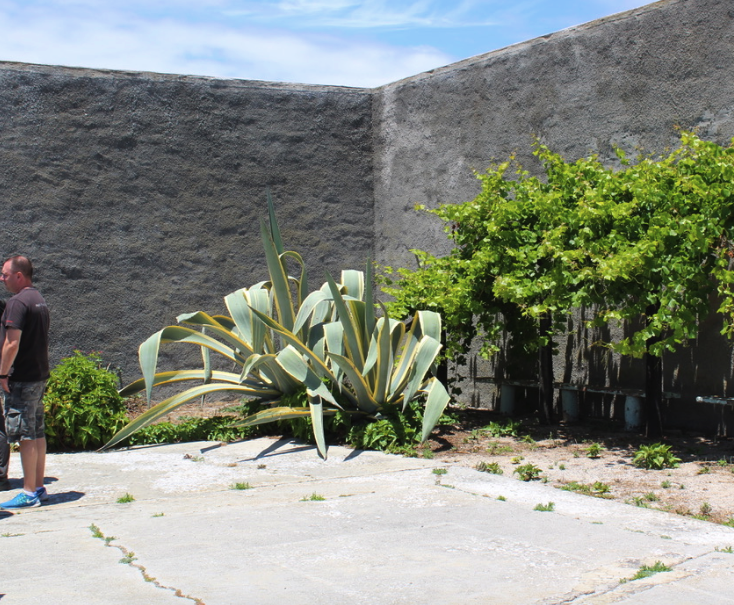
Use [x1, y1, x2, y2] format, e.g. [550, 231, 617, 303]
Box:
[0, 328, 21, 393]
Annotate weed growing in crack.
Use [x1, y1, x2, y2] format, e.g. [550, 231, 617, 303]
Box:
[116, 493, 135, 504]
[301, 493, 325, 501]
[620, 561, 672, 583]
[534, 502, 555, 512]
[119, 552, 137, 565]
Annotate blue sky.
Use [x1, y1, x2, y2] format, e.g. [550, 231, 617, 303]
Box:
[0, 0, 657, 88]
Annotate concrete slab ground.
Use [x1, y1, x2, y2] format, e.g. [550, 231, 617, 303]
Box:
[1, 438, 733, 604]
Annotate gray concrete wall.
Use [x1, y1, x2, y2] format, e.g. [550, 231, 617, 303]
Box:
[372, 0, 734, 430]
[0, 63, 373, 384]
[1, 0, 732, 431]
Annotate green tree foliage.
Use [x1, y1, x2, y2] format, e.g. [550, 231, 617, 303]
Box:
[382, 133, 734, 429]
[44, 351, 129, 451]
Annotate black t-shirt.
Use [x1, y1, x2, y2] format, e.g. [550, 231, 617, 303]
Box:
[1, 287, 50, 381]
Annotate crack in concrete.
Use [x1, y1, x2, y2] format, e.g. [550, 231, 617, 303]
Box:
[89, 523, 206, 605]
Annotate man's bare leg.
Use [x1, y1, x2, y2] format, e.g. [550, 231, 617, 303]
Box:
[19, 439, 40, 493]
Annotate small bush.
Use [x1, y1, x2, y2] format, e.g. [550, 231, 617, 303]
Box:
[476, 461, 503, 475]
[633, 443, 681, 470]
[586, 442, 604, 458]
[44, 351, 128, 451]
[127, 415, 256, 446]
[514, 463, 542, 481]
[485, 420, 522, 438]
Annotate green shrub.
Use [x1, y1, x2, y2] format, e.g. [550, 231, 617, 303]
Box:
[633, 443, 681, 470]
[476, 461, 503, 475]
[126, 415, 257, 446]
[514, 463, 542, 481]
[44, 351, 128, 451]
[485, 420, 522, 438]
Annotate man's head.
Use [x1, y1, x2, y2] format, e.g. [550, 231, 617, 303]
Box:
[1, 256, 34, 294]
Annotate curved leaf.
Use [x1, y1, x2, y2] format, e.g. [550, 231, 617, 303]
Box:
[119, 370, 274, 397]
[102, 383, 265, 450]
[327, 352, 379, 413]
[419, 378, 451, 442]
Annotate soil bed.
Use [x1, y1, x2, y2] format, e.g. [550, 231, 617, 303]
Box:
[427, 408, 734, 526]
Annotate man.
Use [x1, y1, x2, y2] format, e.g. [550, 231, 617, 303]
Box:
[0, 256, 50, 509]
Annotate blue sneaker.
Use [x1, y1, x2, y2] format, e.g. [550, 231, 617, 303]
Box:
[35, 487, 49, 502]
[0, 491, 40, 510]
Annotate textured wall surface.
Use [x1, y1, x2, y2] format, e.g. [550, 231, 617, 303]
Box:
[0, 64, 373, 383]
[372, 0, 734, 428]
[1, 0, 732, 430]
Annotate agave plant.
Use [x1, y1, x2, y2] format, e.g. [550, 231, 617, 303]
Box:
[103, 198, 450, 458]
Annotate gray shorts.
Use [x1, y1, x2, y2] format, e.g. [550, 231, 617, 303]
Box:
[4, 381, 47, 441]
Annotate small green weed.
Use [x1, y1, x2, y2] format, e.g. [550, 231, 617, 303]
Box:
[514, 463, 542, 481]
[116, 493, 135, 504]
[716, 546, 734, 553]
[476, 461, 503, 475]
[485, 420, 521, 438]
[621, 561, 672, 583]
[231, 482, 252, 490]
[432, 468, 448, 476]
[486, 441, 514, 455]
[534, 502, 555, 512]
[700, 502, 713, 516]
[644, 492, 658, 502]
[661, 480, 671, 488]
[558, 463, 566, 470]
[119, 552, 137, 565]
[301, 493, 325, 501]
[496, 495, 506, 501]
[586, 442, 604, 458]
[633, 443, 681, 470]
[152, 512, 165, 518]
[1, 532, 23, 538]
[697, 465, 711, 475]
[510, 456, 524, 464]
[561, 481, 610, 498]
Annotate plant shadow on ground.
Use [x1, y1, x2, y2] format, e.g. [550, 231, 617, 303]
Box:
[135, 399, 734, 525]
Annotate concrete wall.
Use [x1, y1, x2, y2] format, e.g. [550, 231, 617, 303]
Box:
[372, 0, 734, 430]
[0, 63, 373, 383]
[1, 0, 733, 430]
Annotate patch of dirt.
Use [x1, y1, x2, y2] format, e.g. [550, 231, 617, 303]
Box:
[426, 408, 734, 525]
[134, 399, 734, 525]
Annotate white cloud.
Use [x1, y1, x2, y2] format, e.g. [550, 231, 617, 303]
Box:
[0, 1, 454, 86]
[224, 0, 501, 28]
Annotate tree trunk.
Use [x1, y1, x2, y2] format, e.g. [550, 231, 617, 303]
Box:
[538, 313, 554, 425]
[645, 303, 664, 438]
